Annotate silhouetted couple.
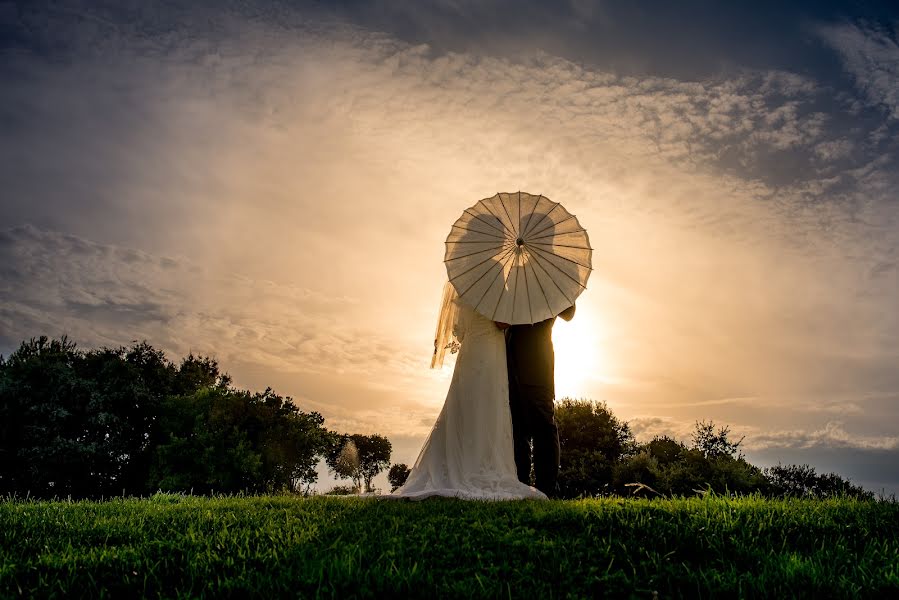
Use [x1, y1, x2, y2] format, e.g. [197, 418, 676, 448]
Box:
[392, 283, 575, 501]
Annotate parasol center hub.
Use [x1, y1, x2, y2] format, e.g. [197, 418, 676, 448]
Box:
[515, 237, 524, 247]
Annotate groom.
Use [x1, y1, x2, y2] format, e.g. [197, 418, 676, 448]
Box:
[503, 303, 576, 497]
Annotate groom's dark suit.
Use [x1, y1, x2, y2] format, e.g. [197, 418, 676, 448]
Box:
[506, 304, 575, 496]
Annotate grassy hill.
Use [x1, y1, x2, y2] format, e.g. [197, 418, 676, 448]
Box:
[2, 494, 897, 598]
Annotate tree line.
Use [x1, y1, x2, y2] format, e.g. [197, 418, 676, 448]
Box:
[0, 337, 388, 498]
[1, 337, 872, 500]
[386, 399, 872, 499]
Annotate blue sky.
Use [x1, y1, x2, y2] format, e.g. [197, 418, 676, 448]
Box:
[1, 0, 898, 494]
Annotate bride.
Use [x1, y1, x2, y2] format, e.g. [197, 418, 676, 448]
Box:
[391, 282, 546, 500]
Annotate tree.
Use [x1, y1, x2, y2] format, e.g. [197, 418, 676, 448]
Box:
[326, 434, 392, 493]
[388, 463, 411, 491]
[151, 386, 330, 494]
[692, 420, 744, 460]
[1, 335, 344, 498]
[0, 336, 95, 497]
[764, 463, 872, 500]
[329, 438, 362, 492]
[355, 434, 392, 492]
[555, 398, 635, 498]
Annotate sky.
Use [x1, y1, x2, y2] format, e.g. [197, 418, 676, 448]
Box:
[1, 0, 898, 495]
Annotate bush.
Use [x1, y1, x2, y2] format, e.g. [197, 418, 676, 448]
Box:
[0, 336, 330, 498]
[388, 463, 411, 491]
[324, 485, 359, 495]
[556, 398, 635, 498]
[764, 463, 873, 500]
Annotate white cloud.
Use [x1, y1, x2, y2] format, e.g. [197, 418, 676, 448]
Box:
[2, 5, 899, 487]
[819, 23, 899, 119]
[745, 421, 899, 451]
[0, 224, 420, 382]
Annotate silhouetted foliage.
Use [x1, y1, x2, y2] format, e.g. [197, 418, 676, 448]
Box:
[388, 463, 411, 491]
[324, 484, 358, 496]
[0, 336, 329, 498]
[553, 403, 866, 499]
[692, 420, 744, 460]
[326, 434, 392, 493]
[764, 463, 873, 500]
[609, 423, 766, 497]
[555, 398, 635, 498]
[2, 336, 875, 500]
[328, 438, 362, 492]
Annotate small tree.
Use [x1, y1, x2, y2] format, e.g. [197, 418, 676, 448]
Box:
[355, 434, 392, 492]
[330, 439, 362, 492]
[388, 463, 411, 491]
[692, 420, 744, 460]
[326, 434, 392, 493]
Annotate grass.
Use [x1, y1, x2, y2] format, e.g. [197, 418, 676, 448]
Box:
[1, 494, 897, 599]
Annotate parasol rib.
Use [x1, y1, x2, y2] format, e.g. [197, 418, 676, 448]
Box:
[527, 241, 593, 251]
[520, 251, 533, 324]
[464, 209, 509, 238]
[447, 243, 515, 285]
[489, 245, 522, 320]
[519, 194, 542, 243]
[498, 193, 519, 237]
[477, 202, 515, 239]
[522, 201, 561, 238]
[523, 248, 552, 321]
[527, 245, 589, 291]
[456, 244, 518, 299]
[509, 248, 521, 322]
[527, 228, 587, 243]
[526, 249, 575, 307]
[444, 241, 514, 263]
[528, 213, 577, 239]
[527, 243, 592, 270]
[451, 224, 506, 240]
[516, 191, 522, 238]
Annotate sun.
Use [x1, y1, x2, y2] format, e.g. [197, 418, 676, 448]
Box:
[551, 307, 604, 400]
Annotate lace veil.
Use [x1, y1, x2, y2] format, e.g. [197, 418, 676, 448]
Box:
[431, 281, 463, 368]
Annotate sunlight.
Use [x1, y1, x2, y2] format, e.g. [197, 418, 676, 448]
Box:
[552, 307, 605, 400]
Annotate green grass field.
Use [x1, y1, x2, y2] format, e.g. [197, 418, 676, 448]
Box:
[1, 494, 897, 599]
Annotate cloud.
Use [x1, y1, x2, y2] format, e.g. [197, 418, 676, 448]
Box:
[2, 2, 899, 492]
[0, 224, 419, 382]
[820, 23, 899, 119]
[744, 421, 899, 451]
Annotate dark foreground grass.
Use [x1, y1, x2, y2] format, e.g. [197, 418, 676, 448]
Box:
[1, 494, 897, 599]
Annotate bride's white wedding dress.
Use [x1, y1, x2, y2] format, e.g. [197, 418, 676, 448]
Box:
[392, 300, 546, 501]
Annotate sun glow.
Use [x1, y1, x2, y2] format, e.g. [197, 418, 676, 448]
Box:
[552, 308, 604, 400]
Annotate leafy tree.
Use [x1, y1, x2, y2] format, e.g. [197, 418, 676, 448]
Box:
[328, 438, 362, 492]
[646, 436, 687, 464]
[764, 463, 872, 500]
[0, 337, 95, 497]
[388, 463, 411, 491]
[326, 434, 392, 493]
[151, 387, 261, 494]
[151, 386, 329, 494]
[1, 336, 330, 498]
[355, 434, 392, 492]
[692, 420, 744, 460]
[555, 398, 635, 498]
[613, 451, 660, 495]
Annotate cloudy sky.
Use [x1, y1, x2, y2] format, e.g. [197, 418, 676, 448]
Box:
[2, 0, 898, 494]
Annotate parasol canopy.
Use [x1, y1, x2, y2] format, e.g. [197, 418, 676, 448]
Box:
[444, 192, 592, 325]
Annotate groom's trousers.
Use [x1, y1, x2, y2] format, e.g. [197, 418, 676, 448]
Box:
[509, 381, 560, 496]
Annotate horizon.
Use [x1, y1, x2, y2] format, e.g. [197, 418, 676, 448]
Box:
[2, 1, 898, 496]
